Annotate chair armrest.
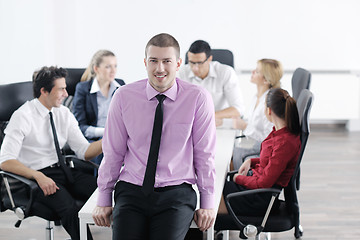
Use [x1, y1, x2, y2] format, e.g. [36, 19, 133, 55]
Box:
[225, 188, 282, 235]
[0, 170, 39, 219]
[226, 170, 238, 181]
[235, 134, 246, 139]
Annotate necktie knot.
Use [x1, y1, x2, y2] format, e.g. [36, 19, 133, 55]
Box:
[156, 94, 166, 103]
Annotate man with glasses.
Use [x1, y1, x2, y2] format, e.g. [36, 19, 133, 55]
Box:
[179, 40, 244, 126]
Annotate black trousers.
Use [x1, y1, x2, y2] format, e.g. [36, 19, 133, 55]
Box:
[223, 180, 279, 216]
[112, 181, 197, 240]
[37, 166, 97, 240]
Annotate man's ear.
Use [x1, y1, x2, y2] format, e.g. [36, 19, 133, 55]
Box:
[40, 87, 47, 96]
[208, 55, 213, 62]
[176, 57, 182, 70]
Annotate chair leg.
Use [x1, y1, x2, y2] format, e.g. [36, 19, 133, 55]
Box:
[45, 221, 54, 240]
[222, 230, 230, 240]
[264, 232, 271, 240]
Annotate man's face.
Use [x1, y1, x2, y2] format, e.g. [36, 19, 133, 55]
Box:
[41, 77, 68, 110]
[144, 46, 182, 93]
[187, 52, 212, 79]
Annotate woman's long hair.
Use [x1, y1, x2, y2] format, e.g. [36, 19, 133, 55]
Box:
[266, 88, 301, 135]
[81, 50, 115, 82]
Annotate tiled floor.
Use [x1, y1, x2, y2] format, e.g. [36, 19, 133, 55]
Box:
[1, 125, 360, 239]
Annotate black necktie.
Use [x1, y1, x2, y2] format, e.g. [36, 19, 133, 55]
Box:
[49, 112, 74, 183]
[142, 95, 166, 195]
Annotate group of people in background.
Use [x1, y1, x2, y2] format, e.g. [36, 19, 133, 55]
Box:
[0, 33, 301, 240]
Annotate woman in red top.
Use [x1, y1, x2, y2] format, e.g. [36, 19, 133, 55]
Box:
[218, 88, 301, 216]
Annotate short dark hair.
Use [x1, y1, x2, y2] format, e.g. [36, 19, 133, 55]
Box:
[33, 66, 67, 98]
[188, 40, 212, 58]
[145, 33, 180, 59]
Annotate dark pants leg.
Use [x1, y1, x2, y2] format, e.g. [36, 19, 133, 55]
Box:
[223, 180, 273, 216]
[37, 167, 97, 240]
[112, 181, 197, 240]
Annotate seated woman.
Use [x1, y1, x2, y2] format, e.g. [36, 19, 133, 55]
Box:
[232, 59, 283, 170]
[218, 88, 301, 216]
[73, 50, 125, 166]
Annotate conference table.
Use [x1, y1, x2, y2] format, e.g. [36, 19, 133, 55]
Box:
[78, 128, 235, 240]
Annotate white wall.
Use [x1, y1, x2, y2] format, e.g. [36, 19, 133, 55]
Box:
[1, 0, 360, 127]
[1, 0, 360, 84]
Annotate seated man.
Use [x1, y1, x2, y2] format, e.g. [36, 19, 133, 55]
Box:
[0, 66, 102, 240]
[179, 40, 245, 126]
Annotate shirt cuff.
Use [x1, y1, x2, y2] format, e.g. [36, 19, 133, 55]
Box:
[85, 126, 104, 139]
[94, 127, 105, 137]
[235, 174, 245, 185]
[200, 192, 215, 209]
[96, 190, 112, 207]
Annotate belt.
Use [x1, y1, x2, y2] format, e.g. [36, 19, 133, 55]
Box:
[118, 181, 192, 192]
[154, 183, 191, 192]
[49, 162, 60, 168]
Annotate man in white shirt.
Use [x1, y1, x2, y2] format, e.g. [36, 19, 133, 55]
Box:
[0, 66, 102, 240]
[179, 40, 245, 126]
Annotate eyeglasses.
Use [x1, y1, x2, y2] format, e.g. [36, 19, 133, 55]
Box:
[188, 56, 209, 66]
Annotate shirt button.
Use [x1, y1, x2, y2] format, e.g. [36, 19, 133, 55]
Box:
[157, 159, 160, 162]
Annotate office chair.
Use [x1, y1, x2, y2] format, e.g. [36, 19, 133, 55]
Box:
[215, 89, 314, 240]
[0, 81, 95, 240]
[291, 68, 311, 101]
[185, 49, 235, 68]
[63, 68, 86, 111]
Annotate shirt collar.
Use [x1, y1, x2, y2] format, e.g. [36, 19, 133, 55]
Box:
[90, 78, 121, 94]
[34, 98, 52, 118]
[188, 61, 217, 82]
[146, 78, 178, 102]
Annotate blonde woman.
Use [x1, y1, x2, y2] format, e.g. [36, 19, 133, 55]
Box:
[73, 50, 125, 168]
[73, 50, 125, 140]
[232, 59, 283, 170]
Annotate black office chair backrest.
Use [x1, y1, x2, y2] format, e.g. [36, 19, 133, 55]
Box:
[291, 68, 311, 101]
[65, 68, 85, 96]
[185, 49, 234, 68]
[284, 89, 313, 201]
[63, 68, 85, 111]
[0, 81, 33, 122]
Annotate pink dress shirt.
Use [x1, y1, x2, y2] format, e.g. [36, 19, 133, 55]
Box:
[97, 78, 217, 209]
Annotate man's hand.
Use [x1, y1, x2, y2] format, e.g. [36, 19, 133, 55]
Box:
[34, 172, 59, 196]
[193, 208, 216, 232]
[92, 206, 113, 227]
[215, 118, 223, 127]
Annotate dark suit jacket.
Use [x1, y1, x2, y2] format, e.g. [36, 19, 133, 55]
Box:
[72, 78, 125, 140]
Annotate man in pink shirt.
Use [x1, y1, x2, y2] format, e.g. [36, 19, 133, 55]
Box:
[92, 33, 217, 239]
